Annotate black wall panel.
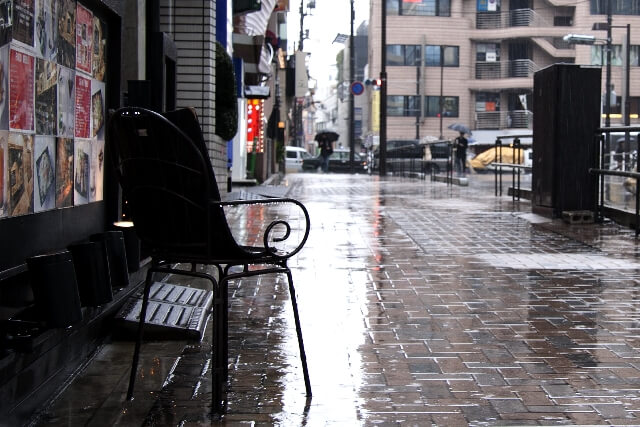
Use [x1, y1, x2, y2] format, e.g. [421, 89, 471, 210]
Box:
[532, 64, 601, 216]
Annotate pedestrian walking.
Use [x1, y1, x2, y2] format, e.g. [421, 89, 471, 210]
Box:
[318, 135, 334, 173]
[454, 131, 468, 176]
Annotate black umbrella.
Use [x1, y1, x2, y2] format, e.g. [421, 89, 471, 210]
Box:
[314, 130, 339, 142]
[447, 123, 472, 135]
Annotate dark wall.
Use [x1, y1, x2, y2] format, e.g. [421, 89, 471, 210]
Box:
[532, 64, 601, 217]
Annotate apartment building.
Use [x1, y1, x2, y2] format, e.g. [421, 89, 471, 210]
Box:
[368, 0, 640, 143]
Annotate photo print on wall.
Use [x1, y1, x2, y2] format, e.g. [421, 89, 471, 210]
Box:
[57, 65, 74, 138]
[89, 138, 102, 202]
[0, 45, 9, 130]
[34, 135, 54, 212]
[56, 0, 74, 69]
[35, 57, 57, 135]
[75, 3, 91, 74]
[92, 16, 105, 81]
[13, 0, 34, 48]
[55, 136, 72, 208]
[36, 0, 57, 61]
[73, 137, 89, 205]
[8, 132, 33, 216]
[9, 48, 34, 131]
[0, 132, 6, 217]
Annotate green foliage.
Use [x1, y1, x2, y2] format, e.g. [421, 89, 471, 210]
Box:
[215, 41, 238, 141]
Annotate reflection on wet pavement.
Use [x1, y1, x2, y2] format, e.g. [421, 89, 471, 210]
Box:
[38, 173, 640, 425]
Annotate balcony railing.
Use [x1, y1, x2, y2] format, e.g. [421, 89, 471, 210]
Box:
[475, 59, 539, 79]
[475, 110, 533, 130]
[476, 9, 551, 30]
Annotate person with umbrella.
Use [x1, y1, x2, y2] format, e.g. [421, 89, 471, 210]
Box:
[453, 131, 469, 176]
[448, 123, 470, 177]
[315, 130, 338, 173]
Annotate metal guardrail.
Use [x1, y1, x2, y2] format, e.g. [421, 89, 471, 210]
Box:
[593, 125, 640, 236]
[491, 134, 532, 199]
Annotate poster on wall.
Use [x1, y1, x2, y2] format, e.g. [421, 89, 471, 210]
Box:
[57, 65, 74, 137]
[74, 74, 89, 138]
[73, 138, 89, 205]
[8, 132, 33, 216]
[13, 0, 34, 47]
[9, 48, 34, 131]
[92, 16, 105, 81]
[75, 3, 92, 75]
[36, 0, 57, 61]
[55, 136, 72, 207]
[0, 45, 8, 130]
[0, 0, 12, 46]
[35, 58, 57, 135]
[89, 138, 102, 202]
[33, 135, 54, 212]
[56, 0, 75, 69]
[91, 80, 104, 139]
[0, 132, 5, 217]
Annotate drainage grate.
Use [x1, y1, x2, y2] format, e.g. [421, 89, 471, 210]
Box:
[115, 282, 213, 340]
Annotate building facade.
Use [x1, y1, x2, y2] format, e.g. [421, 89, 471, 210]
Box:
[368, 0, 640, 144]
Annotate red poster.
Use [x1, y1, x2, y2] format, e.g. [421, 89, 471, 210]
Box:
[75, 75, 90, 138]
[75, 3, 93, 74]
[9, 49, 34, 131]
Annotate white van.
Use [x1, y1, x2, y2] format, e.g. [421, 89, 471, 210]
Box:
[285, 146, 311, 173]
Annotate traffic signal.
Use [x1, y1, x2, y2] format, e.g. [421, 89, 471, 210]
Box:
[365, 79, 382, 89]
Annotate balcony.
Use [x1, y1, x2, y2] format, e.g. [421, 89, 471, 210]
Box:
[475, 59, 540, 80]
[475, 110, 533, 130]
[476, 9, 550, 30]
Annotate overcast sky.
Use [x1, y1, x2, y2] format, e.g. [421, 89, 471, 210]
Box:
[288, 0, 370, 98]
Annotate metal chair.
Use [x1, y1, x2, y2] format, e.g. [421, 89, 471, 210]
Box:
[106, 106, 311, 414]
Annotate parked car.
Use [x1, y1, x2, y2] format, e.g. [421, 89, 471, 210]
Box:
[302, 148, 369, 173]
[285, 146, 312, 172]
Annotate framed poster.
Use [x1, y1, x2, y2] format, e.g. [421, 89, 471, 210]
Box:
[89, 138, 103, 202]
[73, 138, 89, 205]
[57, 65, 74, 137]
[34, 135, 54, 212]
[0, 131, 5, 217]
[91, 79, 104, 139]
[0, 0, 12, 47]
[8, 132, 33, 216]
[36, 0, 57, 61]
[55, 136, 72, 207]
[0, 45, 8, 130]
[9, 48, 34, 131]
[35, 58, 57, 135]
[13, 0, 34, 47]
[92, 16, 106, 81]
[75, 3, 92, 75]
[56, 0, 75, 69]
[74, 74, 90, 138]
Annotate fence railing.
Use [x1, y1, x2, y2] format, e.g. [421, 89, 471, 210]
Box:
[476, 8, 551, 29]
[475, 59, 539, 79]
[475, 110, 533, 130]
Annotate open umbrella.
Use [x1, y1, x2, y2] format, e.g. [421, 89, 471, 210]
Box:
[447, 123, 472, 135]
[314, 129, 339, 142]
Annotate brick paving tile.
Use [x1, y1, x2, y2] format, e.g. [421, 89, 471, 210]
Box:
[34, 174, 640, 425]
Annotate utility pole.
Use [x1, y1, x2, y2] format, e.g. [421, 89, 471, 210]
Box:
[379, 0, 387, 176]
[349, 0, 355, 173]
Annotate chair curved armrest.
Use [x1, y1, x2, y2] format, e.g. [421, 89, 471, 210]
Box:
[213, 197, 311, 259]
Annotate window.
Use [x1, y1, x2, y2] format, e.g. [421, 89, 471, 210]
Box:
[591, 0, 640, 15]
[475, 92, 500, 112]
[591, 45, 640, 66]
[386, 45, 421, 66]
[387, 0, 451, 16]
[424, 96, 459, 117]
[424, 45, 459, 66]
[388, 95, 421, 117]
[553, 16, 573, 26]
[476, 43, 500, 61]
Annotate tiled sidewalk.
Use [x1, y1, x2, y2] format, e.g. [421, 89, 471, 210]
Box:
[35, 173, 640, 425]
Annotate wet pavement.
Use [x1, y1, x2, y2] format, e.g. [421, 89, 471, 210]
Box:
[33, 173, 640, 426]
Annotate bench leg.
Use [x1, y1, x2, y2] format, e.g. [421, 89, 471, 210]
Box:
[127, 268, 154, 400]
[286, 270, 312, 396]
